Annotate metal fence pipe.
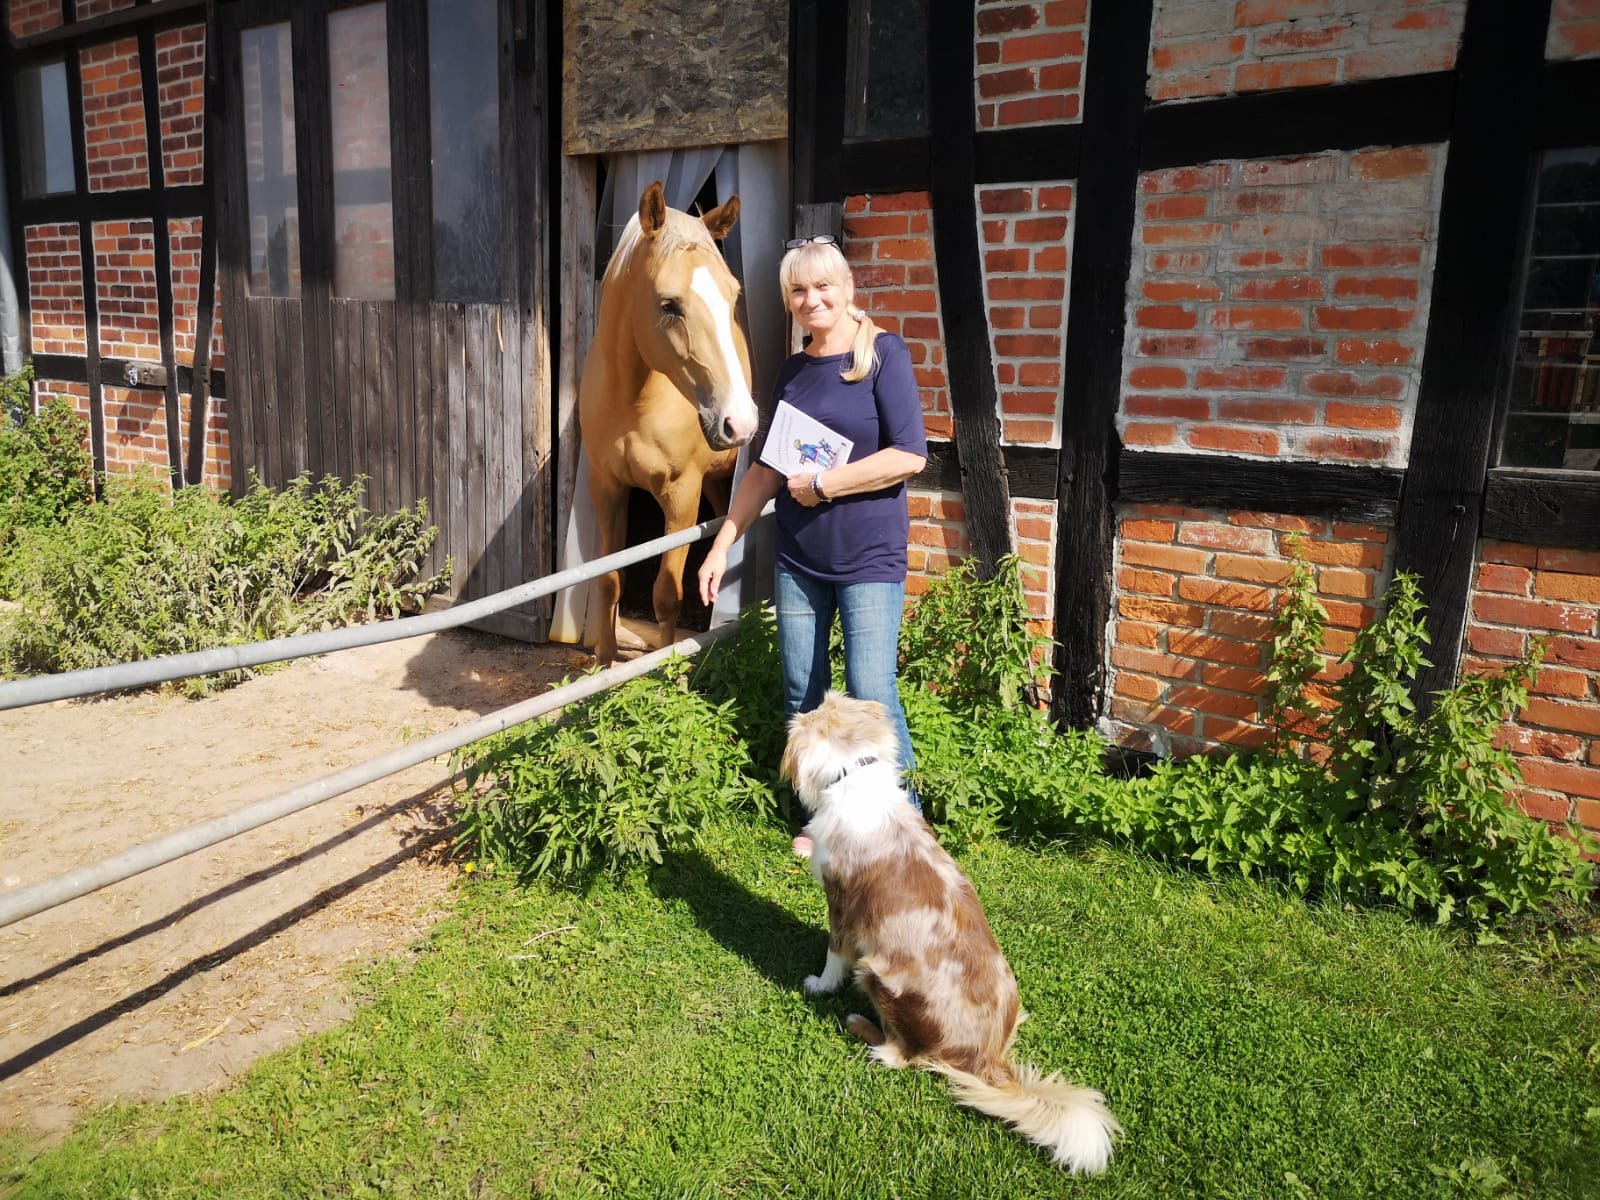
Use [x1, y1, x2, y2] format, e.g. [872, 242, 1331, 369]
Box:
[0, 621, 742, 930]
[0, 506, 771, 712]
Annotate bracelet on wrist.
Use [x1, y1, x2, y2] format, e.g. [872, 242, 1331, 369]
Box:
[813, 471, 828, 501]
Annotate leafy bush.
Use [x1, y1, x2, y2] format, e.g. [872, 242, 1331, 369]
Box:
[899, 551, 1595, 926]
[899, 553, 1052, 712]
[452, 656, 772, 880]
[687, 604, 787, 787]
[0, 373, 94, 580]
[1, 472, 448, 686]
[3, 361, 34, 426]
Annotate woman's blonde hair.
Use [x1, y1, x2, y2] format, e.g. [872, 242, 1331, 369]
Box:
[779, 239, 881, 383]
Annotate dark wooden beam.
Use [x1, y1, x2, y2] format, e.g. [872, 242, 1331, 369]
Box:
[1141, 72, 1454, 172]
[1482, 472, 1600, 552]
[1536, 57, 1600, 148]
[974, 123, 1082, 186]
[1051, 0, 1153, 729]
[918, 441, 1058, 500]
[30, 350, 226, 396]
[1394, 0, 1552, 712]
[13, 0, 205, 50]
[137, 21, 186, 487]
[59, 42, 107, 484]
[185, 1, 222, 486]
[793, 0, 844, 205]
[928, 0, 1011, 574]
[838, 136, 929, 195]
[16, 184, 206, 227]
[1119, 451, 1405, 524]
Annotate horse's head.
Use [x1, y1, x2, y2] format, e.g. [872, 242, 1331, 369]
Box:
[623, 181, 759, 451]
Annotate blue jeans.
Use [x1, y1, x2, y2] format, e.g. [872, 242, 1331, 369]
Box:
[775, 565, 918, 806]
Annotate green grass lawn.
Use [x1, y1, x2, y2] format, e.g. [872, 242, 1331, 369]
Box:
[3, 821, 1597, 1199]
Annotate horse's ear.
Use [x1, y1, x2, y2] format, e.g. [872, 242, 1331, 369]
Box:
[702, 194, 740, 241]
[639, 181, 668, 239]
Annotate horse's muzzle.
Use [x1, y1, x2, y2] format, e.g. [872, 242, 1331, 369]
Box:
[701, 399, 759, 450]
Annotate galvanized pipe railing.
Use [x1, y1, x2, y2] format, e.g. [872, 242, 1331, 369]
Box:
[0, 625, 738, 930]
[0, 506, 770, 711]
[0, 506, 773, 928]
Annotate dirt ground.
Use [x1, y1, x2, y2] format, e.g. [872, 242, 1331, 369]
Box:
[0, 626, 594, 1143]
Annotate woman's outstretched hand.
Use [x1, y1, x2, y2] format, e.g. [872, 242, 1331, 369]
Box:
[698, 545, 728, 606]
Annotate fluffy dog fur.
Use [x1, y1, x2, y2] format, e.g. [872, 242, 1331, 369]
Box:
[781, 692, 1120, 1175]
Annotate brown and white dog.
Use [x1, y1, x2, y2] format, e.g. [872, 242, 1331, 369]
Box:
[781, 692, 1120, 1175]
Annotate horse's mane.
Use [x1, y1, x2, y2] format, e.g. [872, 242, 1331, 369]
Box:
[602, 208, 722, 290]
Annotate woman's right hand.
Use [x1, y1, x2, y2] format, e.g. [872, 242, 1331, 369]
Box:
[697, 545, 728, 606]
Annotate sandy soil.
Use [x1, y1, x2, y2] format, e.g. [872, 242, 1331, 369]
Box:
[0, 626, 592, 1142]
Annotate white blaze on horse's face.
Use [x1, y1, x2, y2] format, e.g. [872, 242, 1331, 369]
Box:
[644, 251, 757, 452]
[686, 265, 758, 448]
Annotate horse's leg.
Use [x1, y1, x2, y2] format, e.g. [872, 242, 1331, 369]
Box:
[701, 470, 732, 518]
[651, 473, 703, 649]
[587, 468, 630, 666]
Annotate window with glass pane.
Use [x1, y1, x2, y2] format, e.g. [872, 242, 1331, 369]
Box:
[330, 3, 395, 300]
[16, 61, 76, 198]
[241, 22, 299, 297]
[843, 0, 928, 141]
[1502, 148, 1600, 471]
[428, 0, 501, 301]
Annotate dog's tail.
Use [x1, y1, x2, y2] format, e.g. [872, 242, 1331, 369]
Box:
[936, 1060, 1120, 1175]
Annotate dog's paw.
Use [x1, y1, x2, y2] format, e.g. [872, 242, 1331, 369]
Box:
[802, 974, 836, 996]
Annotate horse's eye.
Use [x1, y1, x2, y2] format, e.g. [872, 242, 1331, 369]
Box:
[660, 298, 684, 319]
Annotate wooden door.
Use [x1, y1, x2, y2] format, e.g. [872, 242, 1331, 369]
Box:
[218, 0, 550, 639]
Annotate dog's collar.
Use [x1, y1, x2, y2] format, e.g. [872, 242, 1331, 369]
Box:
[826, 755, 880, 787]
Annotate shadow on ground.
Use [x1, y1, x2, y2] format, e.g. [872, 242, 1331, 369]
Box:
[647, 848, 825, 990]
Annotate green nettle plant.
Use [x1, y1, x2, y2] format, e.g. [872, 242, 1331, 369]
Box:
[2, 361, 35, 426]
[899, 553, 1053, 713]
[1081, 549, 1596, 925]
[1, 471, 448, 687]
[0, 375, 95, 580]
[452, 656, 772, 879]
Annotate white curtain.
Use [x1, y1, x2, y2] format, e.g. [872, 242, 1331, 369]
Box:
[550, 141, 790, 647]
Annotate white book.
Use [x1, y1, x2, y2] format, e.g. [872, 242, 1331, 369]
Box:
[759, 400, 855, 476]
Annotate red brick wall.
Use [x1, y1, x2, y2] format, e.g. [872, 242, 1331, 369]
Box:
[1467, 543, 1600, 838]
[1148, 0, 1466, 102]
[841, 192, 953, 440]
[1109, 504, 1389, 756]
[907, 490, 1059, 641]
[1123, 146, 1446, 465]
[978, 182, 1074, 446]
[80, 37, 151, 193]
[24, 224, 87, 356]
[975, 0, 1089, 130]
[6, 0, 61, 38]
[156, 24, 206, 187]
[12, 12, 229, 490]
[1548, 0, 1600, 61]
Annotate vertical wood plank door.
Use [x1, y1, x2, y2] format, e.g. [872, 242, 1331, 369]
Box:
[219, 0, 550, 641]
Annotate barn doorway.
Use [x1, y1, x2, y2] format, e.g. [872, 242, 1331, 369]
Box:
[216, 0, 551, 639]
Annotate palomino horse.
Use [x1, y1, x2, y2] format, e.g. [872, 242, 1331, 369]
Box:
[579, 181, 760, 664]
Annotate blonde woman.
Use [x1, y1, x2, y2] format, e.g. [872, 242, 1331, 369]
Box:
[698, 236, 928, 848]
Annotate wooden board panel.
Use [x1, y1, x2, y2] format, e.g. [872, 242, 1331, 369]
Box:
[562, 0, 787, 155]
[446, 303, 468, 600]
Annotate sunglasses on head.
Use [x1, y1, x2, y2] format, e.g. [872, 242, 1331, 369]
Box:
[785, 234, 838, 250]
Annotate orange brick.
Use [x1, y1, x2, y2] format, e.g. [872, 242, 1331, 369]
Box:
[1116, 620, 1162, 649]
[1317, 567, 1374, 598]
[1521, 698, 1600, 738]
[1206, 719, 1273, 750]
[1115, 672, 1164, 702]
[1477, 563, 1533, 596]
[1535, 572, 1600, 605]
[1122, 541, 1210, 574]
[1189, 426, 1280, 455]
[1112, 644, 1200, 681]
[1168, 629, 1264, 666]
[1538, 548, 1600, 575]
[1495, 726, 1585, 761]
[1118, 596, 1206, 627]
[1178, 577, 1276, 611]
[1466, 624, 1527, 658]
[1120, 517, 1176, 542]
[1514, 789, 1575, 822]
[1119, 566, 1176, 597]
[1472, 597, 1595, 635]
[1166, 685, 1258, 719]
[1213, 553, 1292, 585]
[1208, 611, 1274, 640]
[1202, 665, 1268, 693]
[1519, 759, 1600, 801]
